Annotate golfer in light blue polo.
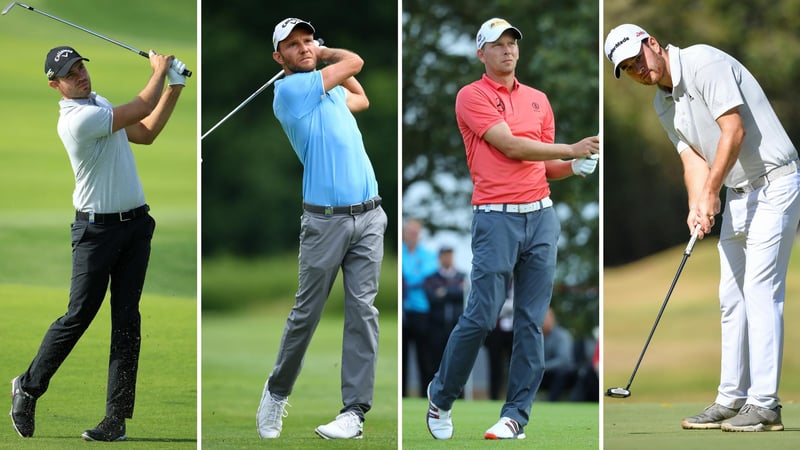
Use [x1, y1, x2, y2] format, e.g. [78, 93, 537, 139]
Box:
[256, 18, 387, 441]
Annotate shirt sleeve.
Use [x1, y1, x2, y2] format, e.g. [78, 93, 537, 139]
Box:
[274, 71, 327, 119]
[64, 104, 112, 143]
[455, 84, 505, 139]
[695, 59, 744, 120]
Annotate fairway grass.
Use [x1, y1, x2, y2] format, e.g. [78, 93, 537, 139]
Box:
[0, 284, 196, 449]
[604, 237, 800, 402]
[202, 310, 398, 449]
[402, 398, 598, 448]
[604, 402, 800, 449]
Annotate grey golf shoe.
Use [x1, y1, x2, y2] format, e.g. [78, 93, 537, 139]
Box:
[681, 403, 740, 429]
[721, 404, 783, 432]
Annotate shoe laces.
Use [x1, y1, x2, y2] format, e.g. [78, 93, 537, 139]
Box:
[265, 396, 290, 423]
[339, 411, 361, 429]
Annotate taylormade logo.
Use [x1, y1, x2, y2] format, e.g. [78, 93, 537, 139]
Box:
[607, 36, 629, 60]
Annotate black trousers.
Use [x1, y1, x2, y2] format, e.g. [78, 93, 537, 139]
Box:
[21, 212, 155, 419]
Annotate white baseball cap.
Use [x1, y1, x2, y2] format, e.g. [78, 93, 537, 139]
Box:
[604, 24, 650, 78]
[476, 18, 522, 50]
[272, 18, 315, 51]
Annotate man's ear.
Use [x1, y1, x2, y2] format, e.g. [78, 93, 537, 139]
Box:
[273, 51, 283, 66]
[48, 79, 60, 90]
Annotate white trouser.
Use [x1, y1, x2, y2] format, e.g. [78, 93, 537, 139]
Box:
[716, 171, 800, 409]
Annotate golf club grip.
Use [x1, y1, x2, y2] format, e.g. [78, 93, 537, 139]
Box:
[138, 51, 193, 77]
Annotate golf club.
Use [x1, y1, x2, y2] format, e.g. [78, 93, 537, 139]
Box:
[606, 224, 701, 399]
[2, 1, 192, 77]
[201, 70, 284, 140]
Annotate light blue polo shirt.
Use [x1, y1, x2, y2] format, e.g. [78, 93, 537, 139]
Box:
[273, 70, 378, 206]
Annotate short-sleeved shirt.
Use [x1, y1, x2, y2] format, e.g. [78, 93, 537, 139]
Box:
[401, 242, 438, 313]
[455, 74, 554, 205]
[58, 92, 145, 213]
[273, 70, 379, 206]
[655, 44, 797, 188]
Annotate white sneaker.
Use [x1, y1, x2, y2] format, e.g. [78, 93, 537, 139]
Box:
[256, 387, 290, 439]
[426, 382, 453, 439]
[315, 411, 363, 439]
[484, 417, 526, 440]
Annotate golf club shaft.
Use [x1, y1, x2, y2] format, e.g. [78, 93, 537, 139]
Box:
[201, 70, 285, 140]
[623, 225, 701, 390]
[6, 2, 192, 76]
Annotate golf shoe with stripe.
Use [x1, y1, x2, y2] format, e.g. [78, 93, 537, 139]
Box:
[484, 416, 526, 439]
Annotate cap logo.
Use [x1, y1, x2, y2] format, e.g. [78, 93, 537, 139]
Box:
[54, 48, 74, 62]
[607, 36, 629, 60]
[279, 18, 301, 30]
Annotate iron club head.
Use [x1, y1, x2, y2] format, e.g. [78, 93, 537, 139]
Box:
[606, 387, 631, 398]
[1, 2, 19, 15]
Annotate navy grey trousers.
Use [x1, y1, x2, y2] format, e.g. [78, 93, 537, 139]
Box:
[429, 206, 559, 426]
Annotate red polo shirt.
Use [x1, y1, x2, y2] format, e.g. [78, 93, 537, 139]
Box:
[455, 74, 554, 205]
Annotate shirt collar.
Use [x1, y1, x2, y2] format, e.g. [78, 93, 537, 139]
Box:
[481, 73, 519, 92]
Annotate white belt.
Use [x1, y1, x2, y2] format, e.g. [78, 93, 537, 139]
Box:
[473, 197, 553, 213]
[730, 160, 798, 194]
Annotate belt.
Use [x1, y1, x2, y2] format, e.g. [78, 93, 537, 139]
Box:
[730, 160, 798, 194]
[473, 197, 553, 213]
[303, 197, 382, 216]
[75, 204, 150, 224]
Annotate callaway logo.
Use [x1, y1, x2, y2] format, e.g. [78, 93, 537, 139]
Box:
[279, 18, 301, 29]
[54, 49, 74, 61]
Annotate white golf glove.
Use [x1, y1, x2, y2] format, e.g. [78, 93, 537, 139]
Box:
[571, 153, 599, 177]
[168, 57, 187, 86]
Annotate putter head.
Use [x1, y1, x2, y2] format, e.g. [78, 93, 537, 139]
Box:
[606, 387, 631, 398]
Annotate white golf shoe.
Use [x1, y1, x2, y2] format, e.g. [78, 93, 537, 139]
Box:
[426, 383, 453, 439]
[315, 411, 363, 439]
[484, 417, 526, 440]
[256, 387, 290, 439]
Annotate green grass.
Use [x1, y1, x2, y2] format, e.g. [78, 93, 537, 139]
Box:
[604, 236, 800, 402]
[604, 402, 800, 449]
[402, 398, 598, 448]
[201, 309, 398, 448]
[0, 285, 196, 448]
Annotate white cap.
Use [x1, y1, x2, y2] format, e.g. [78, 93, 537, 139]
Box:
[476, 18, 522, 50]
[272, 18, 315, 51]
[604, 24, 650, 78]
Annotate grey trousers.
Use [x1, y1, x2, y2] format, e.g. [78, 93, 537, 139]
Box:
[267, 206, 386, 417]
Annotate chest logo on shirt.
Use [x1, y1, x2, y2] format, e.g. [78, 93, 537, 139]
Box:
[531, 102, 540, 112]
[494, 96, 505, 113]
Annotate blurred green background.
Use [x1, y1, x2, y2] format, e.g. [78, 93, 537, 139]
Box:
[200, 0, 398, 260]
[0, 0, 197, 446]
[603, 0, 800, 264]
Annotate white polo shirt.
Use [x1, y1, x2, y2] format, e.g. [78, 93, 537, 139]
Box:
[57, 92, 146, 213]
[654, 44, 797, 188]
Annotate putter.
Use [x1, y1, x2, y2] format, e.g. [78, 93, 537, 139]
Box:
[2, 1, 192, 77]
[201, 70, 284, 140]
[606, 224, 701, 399]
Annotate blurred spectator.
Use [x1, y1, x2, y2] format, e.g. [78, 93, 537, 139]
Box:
[539, 307, 577, 401]
[569, 338, 599, 402]
[484, 281, 514, 400]
[423, 246, 467, 376]
[401, 218, 438, 397]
